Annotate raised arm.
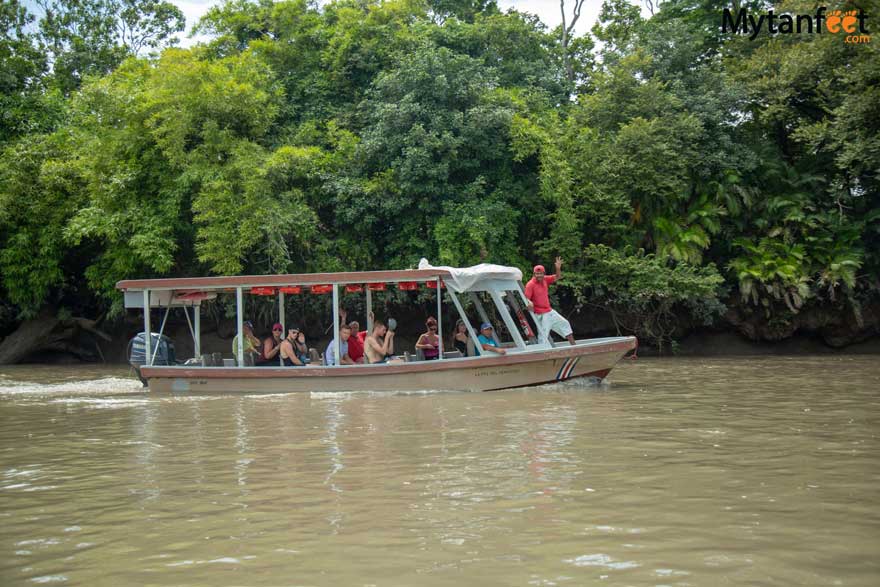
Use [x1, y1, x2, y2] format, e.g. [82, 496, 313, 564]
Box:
[383, 331, 395, 356]
[294, 333, 308, 355]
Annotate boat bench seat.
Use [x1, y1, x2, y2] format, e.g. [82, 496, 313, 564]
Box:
[201, 353, 224, 367]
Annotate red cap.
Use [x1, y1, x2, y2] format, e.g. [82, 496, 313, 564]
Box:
[533, 265, 546, 273]
[272, 323, 283, 331]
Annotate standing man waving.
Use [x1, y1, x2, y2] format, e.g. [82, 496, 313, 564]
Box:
[525, 256, 576, 346]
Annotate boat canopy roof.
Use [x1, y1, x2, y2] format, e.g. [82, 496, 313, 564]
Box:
[117, 268, 453, 292]
[417, 259, 522, 292]
[116, 261, 524, 295]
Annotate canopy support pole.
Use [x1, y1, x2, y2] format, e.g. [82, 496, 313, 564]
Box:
[279, 292, 285, 331]
[332, 284, 341, 366]
[194, 306, 201, 357]
[236, 287, 244, 367]
[366, 288, 373, 332]
[468, 292, 500, 345]
[447, 290, 479, 354]
[488, 289, 525, 350]
[150, 303, 171, 366]
[143, 290, 151, 367]
[436, 278, 443, 359]
[506, 292, 535, 344]
[182, 303, 196, 356]
[517, 282, 539, 322]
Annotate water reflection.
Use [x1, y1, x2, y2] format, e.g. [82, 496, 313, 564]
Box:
[0, 356, 878, 585]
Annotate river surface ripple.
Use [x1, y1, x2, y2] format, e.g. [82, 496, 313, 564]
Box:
[0, 355, 878, 586]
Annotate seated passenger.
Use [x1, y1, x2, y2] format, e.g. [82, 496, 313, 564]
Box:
[232, 320, 261, 361]
[477, 322, 506, 355]
[358, 312, 373, 346]
[325, 324, 355, 366]
[415, 317, 441, 360]
[451, 319, 469, 355]
[347, 321, 365, 363]
[279, 328, 306, 366]
[291, 328, 309, 363]
[364, 319, 395, 364]
[257, 322, 284, 366]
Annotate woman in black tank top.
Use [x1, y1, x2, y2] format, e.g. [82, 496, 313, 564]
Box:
[280, 328, 304, 366]
[452, 319, 468, 355]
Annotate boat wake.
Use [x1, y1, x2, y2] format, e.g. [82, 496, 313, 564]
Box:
[309, 388, 463, 399]
[0, 376, 144, 398]
[536, 377, 612, 392]
[307, 377, 609, 398]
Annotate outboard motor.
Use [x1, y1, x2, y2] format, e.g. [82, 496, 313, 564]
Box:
[128, 332, 176, 386]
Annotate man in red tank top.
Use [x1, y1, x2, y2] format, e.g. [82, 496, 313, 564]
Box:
[347, 321, 365, 363]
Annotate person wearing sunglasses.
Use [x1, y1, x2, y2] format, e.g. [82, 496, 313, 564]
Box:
[416, 316, 442, 360]
[280, 327, 306, 366]
[256, 322, 284, 366]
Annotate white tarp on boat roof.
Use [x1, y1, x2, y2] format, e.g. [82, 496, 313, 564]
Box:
[418, 259, 523, 292]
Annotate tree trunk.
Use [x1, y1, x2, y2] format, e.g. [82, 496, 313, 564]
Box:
[0, 311, 112, 365]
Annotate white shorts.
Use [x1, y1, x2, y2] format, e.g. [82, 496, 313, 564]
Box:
[534, 309, 572, 343]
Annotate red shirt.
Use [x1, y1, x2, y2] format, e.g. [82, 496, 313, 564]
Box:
[348, 331, 365, 362]
[525, 274, 557, 314]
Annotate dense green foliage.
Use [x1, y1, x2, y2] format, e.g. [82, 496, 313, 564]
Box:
[1, 0, 877, 346]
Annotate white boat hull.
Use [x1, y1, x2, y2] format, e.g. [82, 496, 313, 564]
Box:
[141, 337, 636, 394]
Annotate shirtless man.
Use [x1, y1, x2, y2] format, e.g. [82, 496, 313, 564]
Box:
[364, 320, 395, 364]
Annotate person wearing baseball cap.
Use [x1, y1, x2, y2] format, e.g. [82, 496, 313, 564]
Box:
[231, 319, 262, 362]
[476, 322, 506, 355]
[525, 256, 575, 345]
[256, 322, 285, 366]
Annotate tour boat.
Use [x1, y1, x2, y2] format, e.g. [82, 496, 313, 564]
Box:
[116, 262, 636, 393]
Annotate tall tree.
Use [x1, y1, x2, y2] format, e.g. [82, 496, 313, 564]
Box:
[559, 0, 586, 82]
[36, 0, 184, 93]
[0, 0, 58, 143]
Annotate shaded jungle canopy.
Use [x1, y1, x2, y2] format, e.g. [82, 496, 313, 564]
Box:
[1, 0, 878, 357]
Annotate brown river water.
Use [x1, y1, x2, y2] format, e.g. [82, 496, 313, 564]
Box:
[0, 355, 878, 586]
